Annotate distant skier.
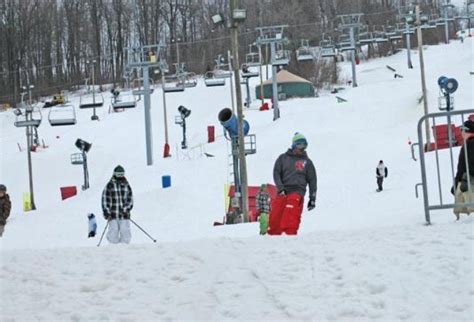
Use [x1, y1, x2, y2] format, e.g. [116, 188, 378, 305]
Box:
[269, 133, 317, 235]
[256, 184, 271, 235]
[376, 160, 388, 192]
[452, 120, 474, 220]
[0, 184, 11, 237]
[102, 165, 134, 244]
[88, 213, 97, 238]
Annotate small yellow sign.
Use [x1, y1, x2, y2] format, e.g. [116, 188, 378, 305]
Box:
[23, 192, 32, 211]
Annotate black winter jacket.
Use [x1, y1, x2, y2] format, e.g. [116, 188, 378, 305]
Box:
[102, 177, 133, 220]
[273, 149, 317, 200]
[0, 194, 11, 225]
[455, 138, 474, 186]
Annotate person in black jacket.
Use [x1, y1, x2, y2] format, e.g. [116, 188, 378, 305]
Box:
[268, 133, 317, 235]
[0, 184, 11, 237]
[376, 160, 388, 192]
[453, 120, 474, 220]
[102, 165, 134, 243]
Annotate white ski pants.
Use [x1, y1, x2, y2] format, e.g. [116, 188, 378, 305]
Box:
[107, 219, 131, 244]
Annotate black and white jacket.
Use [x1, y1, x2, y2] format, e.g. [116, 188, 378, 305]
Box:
[376, 163, 388, 178]
[102, 177, 133, 220]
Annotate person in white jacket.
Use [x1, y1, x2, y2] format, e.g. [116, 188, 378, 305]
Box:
[376, 160, 388, 192]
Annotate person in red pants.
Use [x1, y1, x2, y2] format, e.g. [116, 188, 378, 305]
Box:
[268, 133, 317, 235]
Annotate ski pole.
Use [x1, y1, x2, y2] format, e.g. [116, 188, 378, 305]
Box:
[129, 218, 157, 242]
[97, 221, 109, 247]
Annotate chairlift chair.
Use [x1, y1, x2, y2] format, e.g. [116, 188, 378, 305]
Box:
[241, 64, 259, 78]
[320, 40, 336, 58]
[273, 49, 290, 66]
[385, 26, 402, 41]
[213, 67, 232, 79]
[373, 31, 389, 43]
[245, 52, 261, 66]
[14, 106, 42, 128]
[204, 71, 226, 87]
[296, 39, 314, 61]
[163, 75, 185, 93]
[358, 32, 374, 45]
[112, 91, 137, 110]
[79, 92, 104, 109]
[48, 104, 77, 126]
[180, 72, 198, 88]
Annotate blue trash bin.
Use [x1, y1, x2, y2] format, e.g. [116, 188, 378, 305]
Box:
[162, 175, 171, 188]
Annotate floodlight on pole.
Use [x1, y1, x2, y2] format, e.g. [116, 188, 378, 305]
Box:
[74, 138, 92, 190]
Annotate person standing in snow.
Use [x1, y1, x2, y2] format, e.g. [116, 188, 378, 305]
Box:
[88, 213, 97, 238]
[268, 133, 317, 235]
[0, 184, 11, 237]
[102, 165, 134, 244]
[452, 120, 474, 220]
[256, 184, 271, 235]
[376, 160, 388, 192]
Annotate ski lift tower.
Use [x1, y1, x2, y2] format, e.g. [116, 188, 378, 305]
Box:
[337, 14, 363, 88]
[255, 25, 289, 121]
[124, 44, 167, 166]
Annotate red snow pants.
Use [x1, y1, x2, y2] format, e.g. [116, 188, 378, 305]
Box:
[268, 192, 304, 235]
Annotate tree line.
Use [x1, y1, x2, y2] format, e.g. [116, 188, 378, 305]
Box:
[0, 0, 454, 105]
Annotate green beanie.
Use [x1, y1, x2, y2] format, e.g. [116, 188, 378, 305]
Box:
[113, 165, 125, 177]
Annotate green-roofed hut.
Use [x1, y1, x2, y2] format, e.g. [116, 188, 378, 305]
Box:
[255, 70, 315, 99]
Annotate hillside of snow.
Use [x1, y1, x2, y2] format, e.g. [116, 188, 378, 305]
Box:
[0, 35, 473, 320]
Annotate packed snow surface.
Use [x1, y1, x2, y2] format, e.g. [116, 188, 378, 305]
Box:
[1, 36, 473, 320]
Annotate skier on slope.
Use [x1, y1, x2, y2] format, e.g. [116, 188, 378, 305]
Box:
[0, 184, 11, 237]
[376, 160, 388, 192]
[102, 165, 134, 244]
[256, 184, 271, 235]
[268, 133, 317, 235]
[452, 119, 474, 220]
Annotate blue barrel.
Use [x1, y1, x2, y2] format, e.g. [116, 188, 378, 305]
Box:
[162, 175, 171, 188]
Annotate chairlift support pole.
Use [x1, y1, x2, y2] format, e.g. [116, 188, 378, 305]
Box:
[26, 84, 36, 210]
[405, 20, 414, 69]
[161, 72, 170, 154]
[416, 5, 432, 149]
[258, 44, 264, 106]
[349, 27, 358, 87]
[90, 60, 99, 121]
[143, 65, 153, 165]
[270, 43, 280, 119]
[230, 0, 249, 222]
[228, 50, 235, 113]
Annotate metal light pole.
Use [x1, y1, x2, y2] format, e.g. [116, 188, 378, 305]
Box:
[227, 50, 236, 113]
[405, 20, 414, 69]
[230, 0, 249, 222]
[270, 43, 280, 120]
[26, 85, 36, 210]
[161, 72, 170, 157]
[416, 5, 432, 148]
[349, 26, 358, 87]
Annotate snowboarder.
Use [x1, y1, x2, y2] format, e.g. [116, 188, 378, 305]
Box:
[256, 184, 271, 235]
[0, 184, 11, 237]
[376, 160, 388, 192]
[88, 213, 97, 238]
[102, 165, 134, 244]
[452, 120, 474, 220]
[268, 133, 317, 235]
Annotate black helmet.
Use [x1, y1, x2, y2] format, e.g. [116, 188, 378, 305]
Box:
[0, 184, 6, 192]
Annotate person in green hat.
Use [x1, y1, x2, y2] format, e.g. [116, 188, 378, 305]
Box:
[102, 165, 134, 244]
[256, 184, 271, 235]
[269, 132, 317, 235]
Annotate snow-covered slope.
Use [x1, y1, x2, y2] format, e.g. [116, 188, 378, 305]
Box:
[0, 37, 473, 320]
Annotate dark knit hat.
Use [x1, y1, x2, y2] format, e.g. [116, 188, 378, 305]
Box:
[461, 120, 474, 133]
[113, 165, 125, 177]
[0, 184, 6, 192]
